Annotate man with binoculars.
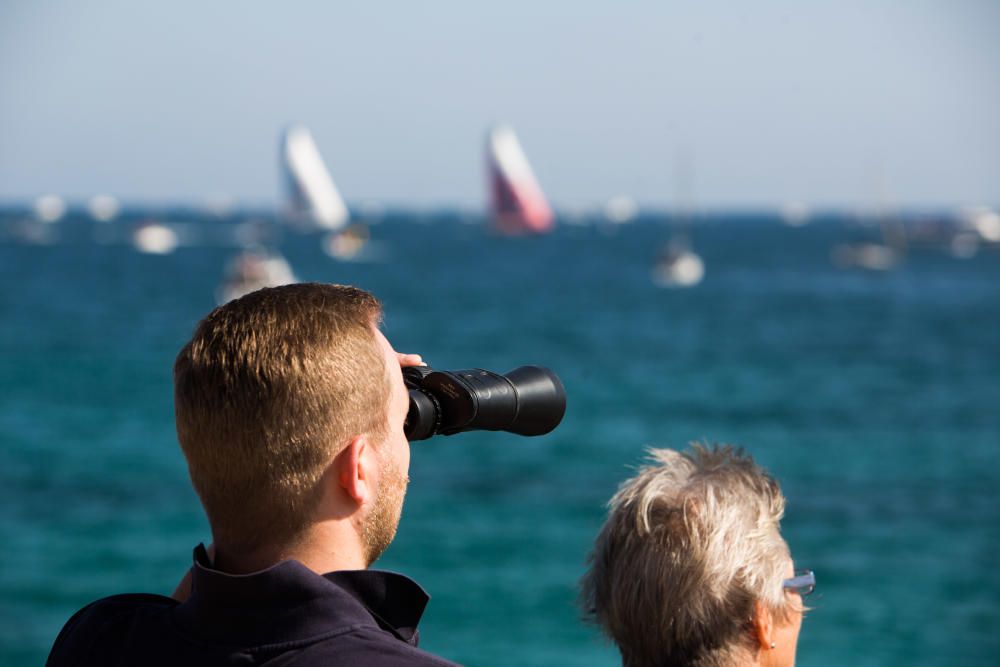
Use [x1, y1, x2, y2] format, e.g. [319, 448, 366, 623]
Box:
[47, 282, 564, 667]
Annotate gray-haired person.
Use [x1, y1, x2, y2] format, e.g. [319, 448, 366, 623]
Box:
[580, 445, 814, 667]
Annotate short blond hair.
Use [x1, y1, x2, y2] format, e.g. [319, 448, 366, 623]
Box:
[174, 283, 389, 552]
[580, 445, 793, 667]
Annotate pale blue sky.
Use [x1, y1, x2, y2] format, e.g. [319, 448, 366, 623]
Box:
[1, 1, 997, 208]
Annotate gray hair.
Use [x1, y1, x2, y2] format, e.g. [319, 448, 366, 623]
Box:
[580, 445, 792, 667]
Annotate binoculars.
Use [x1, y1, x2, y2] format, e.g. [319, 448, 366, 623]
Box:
[403, 365, 566, 442]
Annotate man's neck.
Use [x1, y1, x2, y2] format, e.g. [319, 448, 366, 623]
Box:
[213, 521, 368, 575]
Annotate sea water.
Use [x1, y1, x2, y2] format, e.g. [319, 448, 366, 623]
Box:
[1, 211, 997, 666]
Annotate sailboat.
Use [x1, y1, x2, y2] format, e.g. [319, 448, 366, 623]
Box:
[282, 124, 372, 260]
[281, 125, 350, 231]
[652, 154, 704, 288]
[830, 238, 900, 271]
[831, 211, 907, 271]
[485, 125, 554, 234]
[832, 164, 907, 271]
[652, 235, 704, 288]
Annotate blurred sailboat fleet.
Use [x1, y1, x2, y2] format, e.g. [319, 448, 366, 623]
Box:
[4, 124, 998, 300]
[222, 122, 565, 302]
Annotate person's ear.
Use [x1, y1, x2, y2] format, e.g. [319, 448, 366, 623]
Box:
[337, 434, 374, 505]
[752, 600, 775, 653]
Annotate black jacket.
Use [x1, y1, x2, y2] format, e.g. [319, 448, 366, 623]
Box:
[46, 545, 461, 666]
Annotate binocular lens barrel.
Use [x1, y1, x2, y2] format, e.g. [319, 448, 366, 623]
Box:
[404, 365, 566, 441]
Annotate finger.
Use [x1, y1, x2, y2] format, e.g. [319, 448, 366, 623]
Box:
[396, 352, 426, 367]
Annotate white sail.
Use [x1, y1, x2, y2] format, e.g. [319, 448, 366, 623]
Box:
[281, 126, 349, 230]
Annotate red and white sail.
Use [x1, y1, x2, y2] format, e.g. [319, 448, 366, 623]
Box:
[281, 125, 349, 230]
[486, 125, 554, 234]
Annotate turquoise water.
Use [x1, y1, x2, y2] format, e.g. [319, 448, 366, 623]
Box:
[1, 212, 998, 666]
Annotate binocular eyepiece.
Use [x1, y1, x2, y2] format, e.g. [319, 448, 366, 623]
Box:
[403, 365, 566, 441]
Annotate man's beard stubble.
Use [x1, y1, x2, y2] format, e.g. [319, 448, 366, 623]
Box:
[361, 454, 409, 566]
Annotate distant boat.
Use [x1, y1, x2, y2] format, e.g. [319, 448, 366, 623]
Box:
[87, 195, 120, 222]
[132, 221, 179, 255]
[832, 215, 906, 272]
[217, 249, 297, 304]
[653, 153, 704, 288]
[831, 242, 899, 271]
[780, 202, 811, 227]
[322, 223, 370, 261]
[943, 206, 1000, 259]
[281, 125, 349, 231]
[963, 206, 1000, 244]
[652, 240, 704, 288]
[603, 196, 638, 224]
[34, 195, 66, 224]
[834, 164, 906, 271]
[485, 125, 554, 234]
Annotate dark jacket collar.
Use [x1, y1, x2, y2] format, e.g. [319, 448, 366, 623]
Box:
[172, 544, 430, 648]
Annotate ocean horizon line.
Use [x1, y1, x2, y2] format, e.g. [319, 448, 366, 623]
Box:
[0, 199, 991, 220]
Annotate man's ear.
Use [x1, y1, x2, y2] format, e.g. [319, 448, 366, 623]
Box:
[751, 599, 775, 652]
[337, 434, 373, 505]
